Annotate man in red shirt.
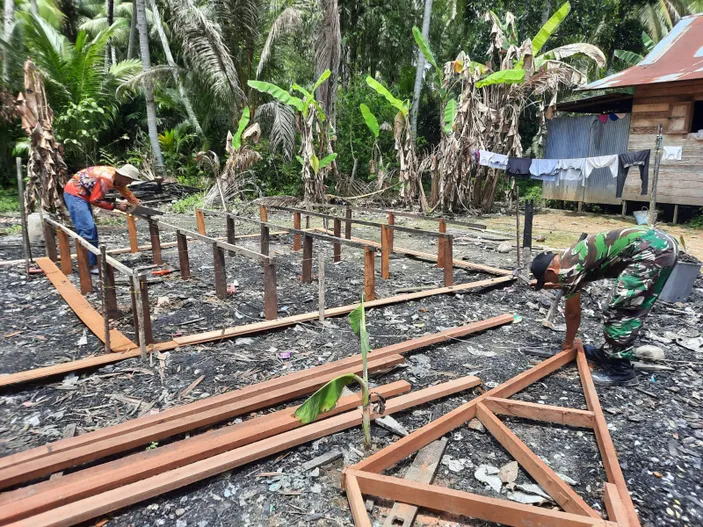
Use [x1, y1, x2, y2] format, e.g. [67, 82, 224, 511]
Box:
[63, 164, 142, 271]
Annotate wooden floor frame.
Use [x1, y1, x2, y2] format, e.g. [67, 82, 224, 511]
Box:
[342, 341, 641, 527]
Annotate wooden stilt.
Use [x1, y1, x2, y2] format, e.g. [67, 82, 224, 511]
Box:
[621, 200, 627, 218]
[263, 258, 278, 321]
[364, 247, 375, 301]
[57, 229, 72, 275]
[104, 261, 119, 319]
[302, 235, 313, 283]
[43, 222, 57, 262]
[673, 204, 679, 224]
[176, 231, 190, 280]
[381, 225, 392, 279]
[345, 207, 352, 239]
[333, 218, 341, 262]
[149, 221, 162, 265]
[259, 204, 268, 222]
[213, 244, 227, 300]
[387, 212, 395, 248]
[443, 235, 453, 287]
[260, 224, 270, 256]
[138, 276, 153, 346]
[130, 283, 141, 348]
[437, 219, 446, 268]
[226, 216, 236, 254]
[293, 211, 302, 251]
[577, 201, 583, 213]
[75, 240, 93, 294]
[127, 215, 139, 253]
[195, 208, 206, 235]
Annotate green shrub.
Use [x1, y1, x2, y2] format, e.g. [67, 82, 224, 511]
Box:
[0, 189, 20, 213]
[686, 212, 703, 229]
[171, 193, 204, 214]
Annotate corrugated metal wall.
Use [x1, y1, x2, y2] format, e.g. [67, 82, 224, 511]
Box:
[543, 114, 631, 204]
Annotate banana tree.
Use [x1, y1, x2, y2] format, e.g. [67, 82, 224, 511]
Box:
[614, 31, 655, 68]
[359, 103, 389, 191]
[248, 69, 336, 203]
[365, 76, 428, 210]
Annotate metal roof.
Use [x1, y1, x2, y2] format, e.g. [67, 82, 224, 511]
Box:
[556, 92, 633, 113]
[583, 13, 703, 90]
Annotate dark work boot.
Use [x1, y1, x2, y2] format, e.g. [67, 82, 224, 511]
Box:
[591, 359, 638, 387]
[583, 344, 614, 366]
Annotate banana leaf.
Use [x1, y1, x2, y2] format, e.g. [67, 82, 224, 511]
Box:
[294, 374, 361, 424]
[360, 104, 380, 138]
[231, 107, 250, 151]
[443, 99, 457, 135]
[532, 2, 571, 56]
[248, 80, 304, 113]
[366, 76, 408, 116]
[475, 68, 525, 89]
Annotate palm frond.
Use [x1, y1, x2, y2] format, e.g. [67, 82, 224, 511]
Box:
[256, 100, 296, 160]
[116, 64, 179, 94]
[256, 7, 302, 77]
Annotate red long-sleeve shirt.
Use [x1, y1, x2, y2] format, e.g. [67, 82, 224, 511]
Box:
[64, 166, 139, 210]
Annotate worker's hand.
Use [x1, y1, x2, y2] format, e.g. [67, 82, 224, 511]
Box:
[115, 201, 130, 212]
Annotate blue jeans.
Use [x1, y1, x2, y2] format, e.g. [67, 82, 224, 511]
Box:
[64, 192, 98, 266]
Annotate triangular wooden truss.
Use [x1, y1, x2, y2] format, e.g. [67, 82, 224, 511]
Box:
[343, 342, 639, 527]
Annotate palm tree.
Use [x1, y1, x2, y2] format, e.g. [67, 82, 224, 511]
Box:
[638, 0, 702, 44]
[410, 0, 432, 141]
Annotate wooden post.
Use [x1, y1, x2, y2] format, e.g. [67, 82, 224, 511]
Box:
[577, 201, 583, 213]
[345, 207, 352, 239]
[318, 249, 325, 322]
[381, 225, 391, 280]
[149, 221, 162, 265]
[673, 204, 679, 225]
[259, 204, 268, 223]
[195, 208, 207, 235]
[226, 215, 236, 253]
[263, 258, 278, 321]
[333, 218, 341, 262]
[523, 200, 533, 251]
[213, 243, 227, 300]
[130, 280, 143, 356]
[443, 235, 453, 287]
[621, 200, 627, 218]
[387, 212, 395, 248]
[75, 240, 93, 294]
[127, 215, 139, 253]
[103, 258, 119, 319]
[302, 234, 313, 283]
[43, 222, 57, 262]
[437, 219, 446, 268]
[364, 247, 375, 301]
[99, 246, 111, 353]
[16, 158, 31, 276]
[138, 275, 153, 347]
[57, 229, 72, 275]
[260, 223, 270, 256]
[293, 211, 302, 251]
[305, 215, 310, 229]
[515, 182, 521, 267]
[176, 230, 190, 280]
[649, 124, 663, 226]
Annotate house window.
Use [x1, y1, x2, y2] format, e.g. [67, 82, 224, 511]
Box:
[691, 100, 703, 133]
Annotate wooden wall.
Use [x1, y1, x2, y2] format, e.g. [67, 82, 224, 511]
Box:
[622, 80, 703, 206]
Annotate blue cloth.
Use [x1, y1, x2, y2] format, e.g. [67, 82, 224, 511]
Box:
[529, 159, 559, 182]
[64, 192, 98, 266]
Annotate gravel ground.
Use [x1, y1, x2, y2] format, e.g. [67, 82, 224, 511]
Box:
[0, 208, 702, 527]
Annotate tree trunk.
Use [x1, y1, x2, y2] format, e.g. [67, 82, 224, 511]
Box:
[29, 0, 38, 15]
[2, 0, 13, 82]
[149, 0, 204, 138]
[410, 0, 433, 141]
[127, 7, 138, 59]
[135, 0, 165, 174]
[105, 0, 114, 70]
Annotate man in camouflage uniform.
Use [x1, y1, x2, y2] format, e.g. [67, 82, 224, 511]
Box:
[531, 226, 679, 386]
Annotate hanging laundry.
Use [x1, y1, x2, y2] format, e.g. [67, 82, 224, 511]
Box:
[662, 146, 682, 161]
[609, 113, 618, 121]
[478, 150, 508, 170]
[507, 157, 531, 177]
[598, 114, 608, 123]
[471, 149, 480, 165]
[556, 158, 587, 182]
[584, 155, 618, 185]
[529, 159, 559, 182]
[616, 150, 650, 198]
[615, 113, 628, 120]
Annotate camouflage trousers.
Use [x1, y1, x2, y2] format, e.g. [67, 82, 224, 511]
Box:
[602, 230, 679, 360]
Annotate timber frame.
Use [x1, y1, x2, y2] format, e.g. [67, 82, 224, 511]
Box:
[342, 340, 641, 527]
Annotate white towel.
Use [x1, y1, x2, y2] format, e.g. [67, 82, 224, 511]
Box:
[662, 146, 682, 160]
[478, 150, 508, 170]
[556, 158, 586, 182]
[584, 155, 618, 185]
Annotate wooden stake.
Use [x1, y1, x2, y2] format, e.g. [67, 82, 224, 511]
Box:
[515, 182, 520, 267]
[103, 258, 119, 320]
[195, 208, 206, 235]
[381, 225, 392, 279]
[649, 124, 663, 226]
[364, 247, 375, 301]
[387, 212, 395, 248]
[131, 276, 148, 359]
[260, 223, 270, 256]
[263, 258, 278, 321]
[99, 246, 111, 353]
[127, 215, 139, 253]
[293, 211, 301, 251]
[259, 204, 268, 222]
[149, 221, 162, 265]
[302, 234, 313, 283]
[345, 207, 352, 239]
[43, 222, 57, 262]
[443, 235, 453, 287]
[57, 229, 72, 275]
[318, 249, 325, 322]
[75, 240, 93, 294]
[139, 275, 153, 347]
[226, 215, 236, 254]
[176, 230, 190, 280]
[437, 219, 446, 268]
[16, 157, 31, 276]
[333, 218, 341, 262]
[213, 243, 227, 300]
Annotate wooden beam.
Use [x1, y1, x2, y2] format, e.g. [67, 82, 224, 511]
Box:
[476, 404, 599, 518]
[364, 246, 375, 301]
[195, 208, 206, 235]
[176, 230, 190, 280]
[381, 224, 392, 279]
[213, 244, 227, 300]
[8, 379, 479, 527]
[293, 211, 302, 250]
[443, 235, 453, 287]
[347, 472, 373, 527]
[74, 239, 93, 294]
[56, 229, 72, 275]
[263, 259, 278, 320]
[126, 214, 138, 253]
[42, 222, 57, 262]
[483, 397, 595, 429]
[138, 276, 153, 346]
[604, 483, 631, 527]
[347, 470, 616, 527]
[148, 221, 162, 265]
[302, 234, 313, 283]
[333, 218, 342, 262]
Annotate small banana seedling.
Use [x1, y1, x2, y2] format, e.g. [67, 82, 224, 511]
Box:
[294, 295, 381, 446]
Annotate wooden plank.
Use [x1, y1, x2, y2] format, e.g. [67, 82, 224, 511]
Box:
[74, 240, 93, 294]
[382, 438, 448, 527]
[476, 404, 599, 518]
[483, 397, 595, 428]
[347, 472, 373, 527]
[604, 482, 631, 527]
[0, 382, 412, 523]
[43, 222, 57, 262]
[36, 258, 135, 352]
[348, 470, 616, 527]
[56, 229, 72, 275]
[195, 208, 206, 235]
[48, 424, 77, 481]
[174, 278, 515, 347]
[263, 260, 278, 320]
[576, 345, 641, 527]
[148, 221, 162, 265]
[0, 354, 407, 490]
[364, 246, 375, 301]
[126, 215, 138, 253]
[10, 378, 479, 527]
[631, 103, 670, 113]
[302, 234, 313, 283]
[350, 349, 575, 475]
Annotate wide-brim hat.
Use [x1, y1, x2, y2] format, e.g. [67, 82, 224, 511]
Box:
[115, 164, 141, 183]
